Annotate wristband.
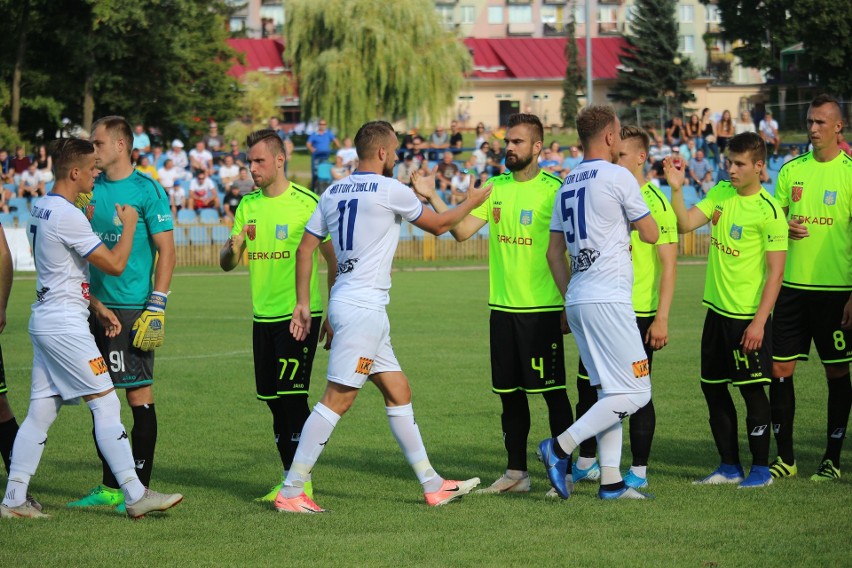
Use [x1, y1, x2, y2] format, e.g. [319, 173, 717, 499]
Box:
[145, 291, 168, 313]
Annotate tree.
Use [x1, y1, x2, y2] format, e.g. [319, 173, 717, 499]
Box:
[609, 0, 696, 120]
[284, 0, 472, 137]
[560, 5, 584, 129]
[787, 0, 852, 97]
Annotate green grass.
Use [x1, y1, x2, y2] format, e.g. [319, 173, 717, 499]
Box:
[1, 264, 849, 567]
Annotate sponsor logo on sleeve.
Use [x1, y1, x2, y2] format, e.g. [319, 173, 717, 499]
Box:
[81, 282, 90, 300]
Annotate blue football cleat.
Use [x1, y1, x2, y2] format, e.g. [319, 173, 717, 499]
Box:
[623, 470, 648, 489]
[537, 439, 572, 499]
[693, 463, 745, 485]
[598, 486, 653, 500]
[738, 465, 773, 489]
[572, 461, 601, 483]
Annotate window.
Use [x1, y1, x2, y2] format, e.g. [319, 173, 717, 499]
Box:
[625, 5, 638, 22]
[678, 35, 695, 53]
[435, 5, 454, 26]
[573, 6, 585, 24]
[598, 5, 617, 32]
[541, 5, 557, 24]
[461, 5, 475, 25]
[679, 4, 694, 23]
[508, 5, 532, 24]
[706, 4, 722, 24]
[487, 6, 503, 24]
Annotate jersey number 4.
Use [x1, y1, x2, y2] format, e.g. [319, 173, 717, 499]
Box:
[560, 187, 587, 243]
[336, 199, 359, 251]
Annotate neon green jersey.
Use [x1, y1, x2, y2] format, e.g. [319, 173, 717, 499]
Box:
[89, 171, 173, 308]
[775, 151, 852, 291]
[471, 169, 564, 313]
[631, 182, 678, 316]
[232, 183, 324, 322]
[696, 182, 788, 319]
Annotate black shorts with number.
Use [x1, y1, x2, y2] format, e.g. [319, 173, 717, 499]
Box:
[490, 310, 566, 394]
[0, 345, 7, 394]
[577, 315, 655, 379]
[253, 317, 321, 400]
[772, 287, 852, 364]
[90, 309, 155, 389]
[701, 309, 771, 386]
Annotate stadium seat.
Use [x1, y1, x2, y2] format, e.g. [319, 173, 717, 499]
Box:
[316, 163, 333, 193]
[173, 226, 189, 246]
[15, 213, 30, 228]
[8, 197, 28, 213]
[0, 212, 15, 226]
[211, 225, 231, 244]
[198, 209, 221, 225]
[189, 225, 210, 245]
[177, 209, 197, 224]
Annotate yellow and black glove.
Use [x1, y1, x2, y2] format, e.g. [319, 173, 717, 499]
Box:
[131, 291, 167, 351]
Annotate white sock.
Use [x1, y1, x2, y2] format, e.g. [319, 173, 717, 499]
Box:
[562, 391, 649, 448]
[629, 465, 647, 479]
[598, 421, 624, 485]
[556, 431, 579, 456]
[2, 397, 60, 507]
[87, 393, 145, 504]
[600, 466, 622, 485]
[283, 402, 339, 498]
[576, 457, 597, 470]
[386, 404, 442, 493]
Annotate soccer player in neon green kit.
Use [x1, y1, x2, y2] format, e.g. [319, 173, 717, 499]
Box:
[665, 132, 788, 488]
[769, 94, 852, 481]
[68, 116, 176, 511]
[413, 113, 574, 495]
[220, 129, 335, 500]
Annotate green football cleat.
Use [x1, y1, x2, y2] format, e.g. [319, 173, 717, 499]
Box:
[256, 479, 313, 502]
[769, 457, 797, 479]
[67, 485, 125, 508]
[810, 459, 841, 482]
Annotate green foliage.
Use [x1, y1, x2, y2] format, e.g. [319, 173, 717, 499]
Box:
[560, 7, 584, 129]
[609, 0, 696, 118]
[285, 0, 471, 137]
[238, 71, 293, 129]
[787, 0, 852, 97]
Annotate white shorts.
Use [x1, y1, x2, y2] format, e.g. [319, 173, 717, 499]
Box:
[566, 303, 651, 395]
[326, 300, 401, 389]
[30, 332, 113, 401]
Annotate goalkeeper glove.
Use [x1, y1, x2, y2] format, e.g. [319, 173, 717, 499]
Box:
[131, 291, 167, 351]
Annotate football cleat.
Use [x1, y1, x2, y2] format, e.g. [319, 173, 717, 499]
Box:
[475, 473, 530, 494]
[598, 486, 653, 500]
[425, 478, 481, 506]
[738, 466, 773, 489]
[768, 457, 797, 479]
[125, 489, 183, 519]
[572, 461, 601, 483]
[693, 464, 745, 485]
[810, 459, 841, 482]
[537, 439, 572, 499]
[1, 501, 50, 519]
[258, 479, 313, 502]
[623, 470, 648, 489]
[274, 492, 326, 514]
[67, 484, 125, 508]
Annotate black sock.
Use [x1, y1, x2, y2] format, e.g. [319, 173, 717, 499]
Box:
[542, 389, 573, 437]
[600, 481, 626, 492]
[740, 384, 771, 467]
[500, 391, 530, 471]
[130, 404, 157, 487]
[629, 399, 656, 467]
[770, 375, 796, 464]
[702, 381, 739, 464]
[824, 373, 851, 467]
[575, 377, 598, 459]
[267, 396, 311, 471]
[0, 417, 18, 473]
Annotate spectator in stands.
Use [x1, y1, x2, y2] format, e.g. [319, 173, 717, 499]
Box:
[688, 149, 712, 194]
[397, 154, 416, 186]
[218, 154, 240, 191]
[11, 146, 32, 185]
[474, 122, 489, 150]
[405, 136, 428, 170]
[149, 144, 166, 169]
[450, 159, 476, 206]
[18, 162, 44, 200]
[548, 141, 564, 165]
[449, 121, 464, 155]
[488, 139, 506, 176]
[306, 118, 339, 191]
[700, 170, 715, 197]
[759, 110, 781, 155]
[336, 136, 358, 169]
[226, 139, 246, 167]
[232, 167, 255, 196]
[34, 144, 53, 184]
[401, 127, 419, 155]
[432, 151, 460, 202]
[685, 113, 702, 150]
[734, 110, 756, 135]
[665, 114, 684, 146]
[130, 148, 142, 167]
[170, 180, 187, 216]
[783, 144, 800, 164]
[189, 171, 220, 212]
[679, 137, 696, 162]
[428, 125, 450, 161]
[268, 116, 287, 141]
[166, 139, 190, 178]
[132, 123, 151, 153]
[561, 144, 583, 174]
[331, 154, 350, 181]
[472, 141, 490, 175]
[202, 122, 225, 154]
[158, 159, 180, 208]
[0, 149, 13, 187]
[538, 148, 561, 175]
[189, 140, 213, 176]
[648, 136, 672, 165]
[716, 110, 734, 155]
[700, 107, 718, 161]
[222, 184, 243, 222]
[136, 154, 158, 180]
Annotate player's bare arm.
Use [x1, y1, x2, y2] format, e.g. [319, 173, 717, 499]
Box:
[290, 231, 323, 341]
[151, 229, 176, 293]
[633, 214, 659, 245]
[411, 170, 487, 241]
[219, 225, 248, 271]
[87, 204, 138, 276]
[89, 295, 122, 338]
[412, 176, 492, 236]
[318, 239, 336, 350]
[741, 249, 786, 354]
[646, 242, 677, 350]
[664, 156, 710, 233]
[781, 205, 810, 240]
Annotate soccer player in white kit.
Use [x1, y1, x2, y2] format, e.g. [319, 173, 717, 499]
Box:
[539, 105, 659, 500]
[0, 139, 182, 519]
[276, 120, 492, 513]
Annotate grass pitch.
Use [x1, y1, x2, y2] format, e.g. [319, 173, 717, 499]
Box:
[0, 263, 849, 567]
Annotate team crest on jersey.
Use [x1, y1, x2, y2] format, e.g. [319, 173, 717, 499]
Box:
[112, 212, 122, 227]
[246, 223, 257, 241]
[81, 282, 90, 300]
[519, 209, 532, 225]
[275, 224, 288, 240]
[729, 224, 743, 240]
[492, 207, 501, 224]
[824, 191, 837, 206]
[711, 206, 723, 226]
[85, 204, 95, 221]
[791, 186, 803, 202]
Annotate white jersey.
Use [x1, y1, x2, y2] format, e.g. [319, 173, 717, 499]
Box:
[27, 194, 103, 334]
[305, 172, 423, 309]
[549, 159, 649, 306]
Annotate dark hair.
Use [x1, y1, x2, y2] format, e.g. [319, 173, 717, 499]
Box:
[576, 105, 617, 147]
[620, 125, 651, 153]
[49, 138, 94, 180]
[91, 115, 133, 157]
[727, 132, 766, 164]
[246, 129, 285, 158]
[354, 121, 395, 160]
[507, 113, 544, 144]
[810, 94, 842, 116]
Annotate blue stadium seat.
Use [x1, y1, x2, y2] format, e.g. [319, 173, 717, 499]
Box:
[15, 213, 30, 228]
[198, 209, 221, 225]
[0, 213, 15, 226]
[173, 226, 189, 246]
[189, 225, 210, 244]
[8, 197, 28, 213]
[316, 163, 333, 193]
[211, 225, 231, 244]
[177, 209, 197, 224]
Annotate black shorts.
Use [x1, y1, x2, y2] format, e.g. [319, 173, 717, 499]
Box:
[578, 315, 655, 379]
[772, 287, 852, 364]
[253, 318, 320, 400]
[90, 309, 155, 389]
[0, 345, 6, 394]
[490, 310, 566, 394]
[701, 309, 771, 386]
